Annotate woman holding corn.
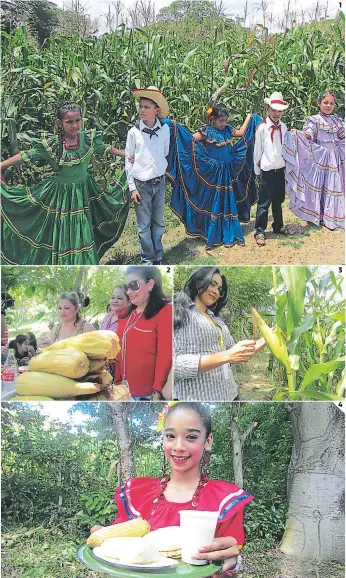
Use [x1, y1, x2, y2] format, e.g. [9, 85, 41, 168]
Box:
[174, 267, 266, 401]
[42, 292, 95, 346]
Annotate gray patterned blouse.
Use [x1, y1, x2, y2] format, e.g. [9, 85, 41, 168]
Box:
[173, 303, 238, 401]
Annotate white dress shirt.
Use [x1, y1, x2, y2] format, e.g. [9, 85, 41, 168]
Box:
[125, 119, 170, 192]
[254, 117, 287, 175]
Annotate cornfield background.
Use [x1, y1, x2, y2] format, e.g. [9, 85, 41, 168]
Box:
[1, 14, 345, 161]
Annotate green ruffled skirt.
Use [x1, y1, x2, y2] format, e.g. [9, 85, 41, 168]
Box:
[1, 171, 130, 265]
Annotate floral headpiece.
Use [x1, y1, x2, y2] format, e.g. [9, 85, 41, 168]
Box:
[206, 107, 213, 117]
[156, 401, 179, 432]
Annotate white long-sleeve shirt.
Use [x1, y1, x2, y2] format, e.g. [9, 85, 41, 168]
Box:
[254, 117, 287, 175]
[125, 119, 170, 192]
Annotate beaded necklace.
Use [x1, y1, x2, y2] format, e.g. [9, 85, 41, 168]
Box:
[63, 133, 80, 149]
[150, 472, 209, 516]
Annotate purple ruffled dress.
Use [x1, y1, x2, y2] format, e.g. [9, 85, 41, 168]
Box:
[283, 113, 345, 230]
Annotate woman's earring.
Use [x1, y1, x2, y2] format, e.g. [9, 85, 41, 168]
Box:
[201, 450, 210, 480]
[162, 453, 167, 477]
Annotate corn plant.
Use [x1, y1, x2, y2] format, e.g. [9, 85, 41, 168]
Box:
[252, 267, 345, 401]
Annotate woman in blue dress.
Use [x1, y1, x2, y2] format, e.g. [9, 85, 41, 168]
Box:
[163, 104, 262, 249]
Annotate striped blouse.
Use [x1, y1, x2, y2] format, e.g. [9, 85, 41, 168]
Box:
[173, 303, 238, 401]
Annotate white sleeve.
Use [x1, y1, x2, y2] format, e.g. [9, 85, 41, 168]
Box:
[253, 127, 263, 176]
[125, 130, 136, 192]
[164, 125, 170, 157]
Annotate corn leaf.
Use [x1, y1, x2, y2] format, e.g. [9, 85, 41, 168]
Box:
[290, 391, 345, 401]
[300, 358, 346, 390]
[287, 315, 315, 354]
[280, 266, 306, 336]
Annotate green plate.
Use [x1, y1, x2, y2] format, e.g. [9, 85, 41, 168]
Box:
[77, 545, 222, 577]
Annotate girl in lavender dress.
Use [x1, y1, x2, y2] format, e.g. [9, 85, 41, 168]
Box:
[283, 91, 345, 230]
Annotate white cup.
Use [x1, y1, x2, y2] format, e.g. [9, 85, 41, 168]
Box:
[179, 510, 218, 565]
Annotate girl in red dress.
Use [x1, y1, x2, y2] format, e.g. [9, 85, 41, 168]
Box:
[90, 402, 254, 576]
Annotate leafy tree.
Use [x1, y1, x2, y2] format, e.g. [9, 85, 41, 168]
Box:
[157, 0, 219, 22]
[1, 0, 60, 44]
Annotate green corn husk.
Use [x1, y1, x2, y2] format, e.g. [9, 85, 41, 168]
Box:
[251, 307, 291, 374]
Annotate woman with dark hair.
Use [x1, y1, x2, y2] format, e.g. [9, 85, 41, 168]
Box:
[8, 334, 31, 366]
[174, 267, 266, 401]
[1, 101, 129, 265]
[115, 266, 172, 401]
[42, 291, 95, 345]
[26, 332, 41, 357]
[100, 285, 130, 333]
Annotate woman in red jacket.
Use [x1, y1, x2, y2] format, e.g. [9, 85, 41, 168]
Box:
[115, 266, 172, 400]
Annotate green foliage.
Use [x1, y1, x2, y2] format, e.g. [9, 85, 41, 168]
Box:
[2, 401, 292, 552]
[1, 17, 344, 179]
[257, 267, 346, 400]
[174, 266, 274, 343]
[1, 265, 172, 335]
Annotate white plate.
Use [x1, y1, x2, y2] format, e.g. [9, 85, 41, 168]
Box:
[93, 547, 179, 571]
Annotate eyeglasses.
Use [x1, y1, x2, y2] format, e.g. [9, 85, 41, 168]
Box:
[209, 279, 224, 298]
[124, 279, 148, 292]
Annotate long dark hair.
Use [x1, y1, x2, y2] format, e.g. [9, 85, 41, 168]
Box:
[27, 332, 38, 352]
[207, 103, 229, 120]
[121, 266, 169, 320]
[165, 402, 212, 438]
[56, 101, 82, 160]
[174, 267, 228, 330]
[8, 334, 28, 359]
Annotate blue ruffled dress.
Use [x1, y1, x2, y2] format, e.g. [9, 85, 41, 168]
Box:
[163, 114, 262, 248]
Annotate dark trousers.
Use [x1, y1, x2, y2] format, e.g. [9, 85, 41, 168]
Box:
[254, 168, 285, 235]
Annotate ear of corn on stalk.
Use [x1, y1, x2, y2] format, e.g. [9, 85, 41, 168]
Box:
[27, 349, 89, 378]
[251, 307, 291, 373]
[87, 519, 150, 548]
[16, 372, 101, 398]
[43, 331, 120, 360]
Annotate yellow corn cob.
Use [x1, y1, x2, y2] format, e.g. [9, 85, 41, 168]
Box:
[251, 307, 291, 373]
[88, 358, 107, 372]
[11, 396, 55, 401]
[100, 369, 113, 386]
[43, 331, 120, 360]
[87, 519, 150, 548]
[27, 349, 89, 379]
[16, 371, 101, 398]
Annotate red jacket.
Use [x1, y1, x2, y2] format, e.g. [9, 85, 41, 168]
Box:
[115, 304, 172, 397]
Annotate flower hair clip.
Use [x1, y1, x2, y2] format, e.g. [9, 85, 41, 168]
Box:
[156, 401, 179, 432]
[206, 107, 213, 117]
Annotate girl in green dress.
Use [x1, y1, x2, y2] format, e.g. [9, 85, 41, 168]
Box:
[1, 101, 130, 264]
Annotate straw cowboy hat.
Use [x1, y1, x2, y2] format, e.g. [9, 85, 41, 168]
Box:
[131, 86, 169, 118]
[264, 91, 289, 111]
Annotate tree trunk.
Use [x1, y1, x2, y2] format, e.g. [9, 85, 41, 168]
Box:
[230, 419, 243, 487]
[108, 403, 134, 484]
[281, 403, 345, 562]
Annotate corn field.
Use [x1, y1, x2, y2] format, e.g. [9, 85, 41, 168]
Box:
[252, 267, 345, 401]
[1, 15, 344, 163]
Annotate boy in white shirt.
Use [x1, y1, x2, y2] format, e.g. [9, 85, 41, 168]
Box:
[253, 91, 289, 246]
[125, 86, 170, 264]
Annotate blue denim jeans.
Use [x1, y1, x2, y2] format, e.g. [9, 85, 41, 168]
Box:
[134, 176, 165, 263]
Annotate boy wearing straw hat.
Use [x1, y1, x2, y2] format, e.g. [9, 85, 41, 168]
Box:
[125, 86, 170, 264]
[253, 91, 289, 246]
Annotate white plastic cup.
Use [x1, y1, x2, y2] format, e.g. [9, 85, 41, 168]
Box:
[179, 510, 218, 565]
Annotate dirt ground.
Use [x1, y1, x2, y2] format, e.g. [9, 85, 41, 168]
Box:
[239, 548, 345, 578]
[233, 350, 275, 401]
[102, 198, 345, 266]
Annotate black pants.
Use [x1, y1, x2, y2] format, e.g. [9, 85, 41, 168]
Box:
[254, 168, 285, 235]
